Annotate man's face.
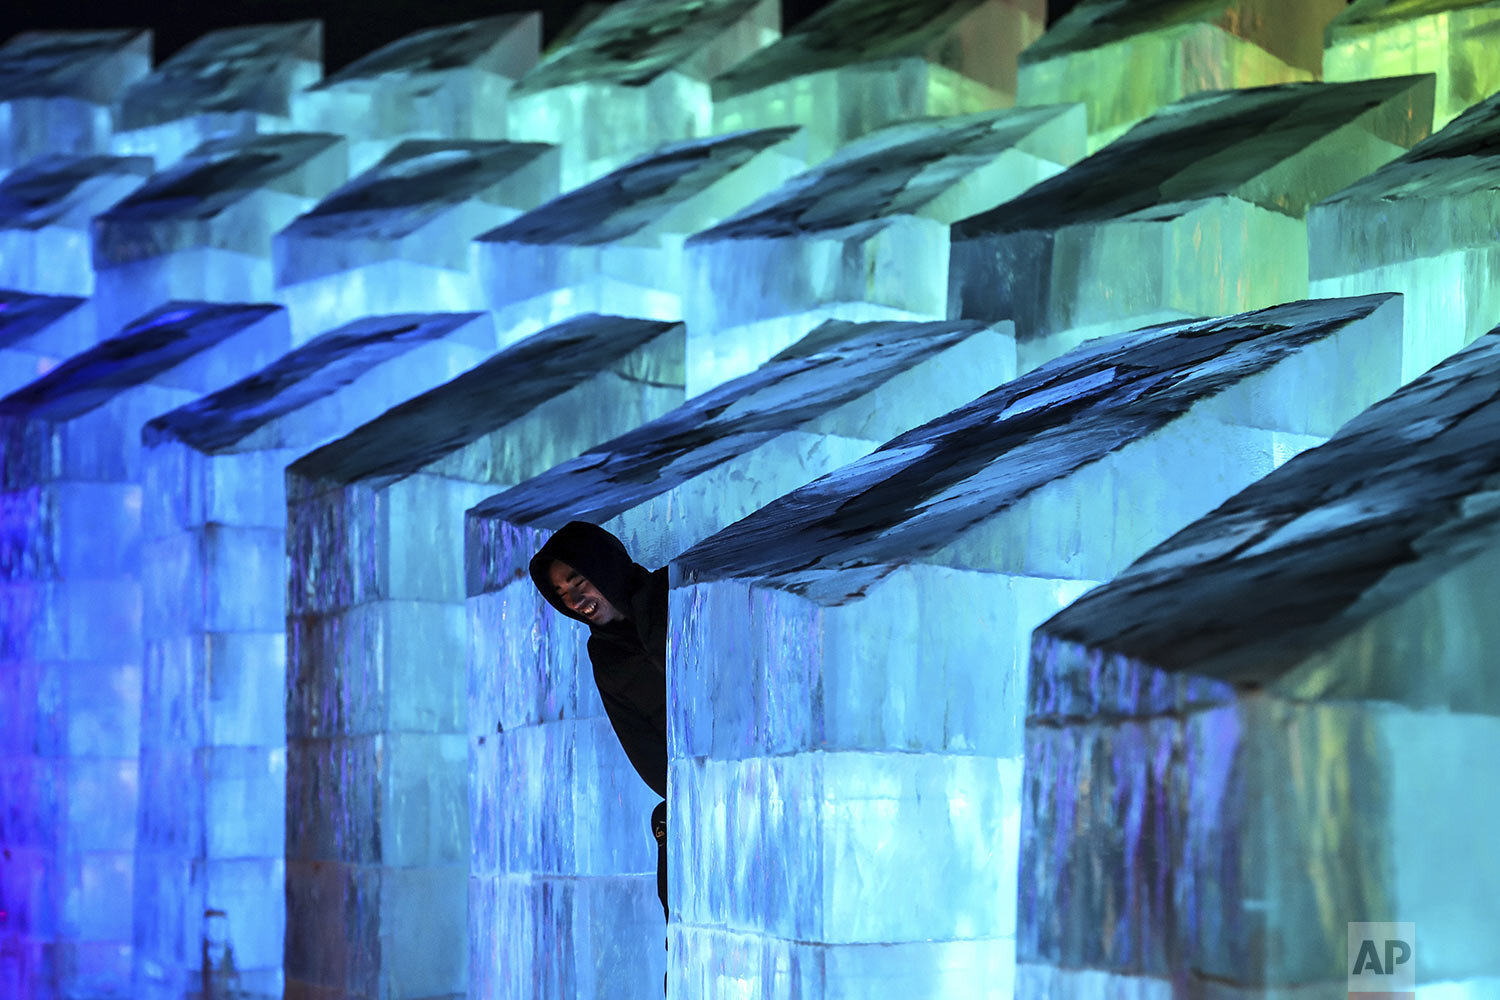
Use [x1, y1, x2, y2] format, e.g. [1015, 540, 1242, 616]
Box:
[547, 559, 625, 625]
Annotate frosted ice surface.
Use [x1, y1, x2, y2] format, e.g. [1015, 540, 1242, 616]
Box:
[0, 153, 153, 295]
[507, 0, 778, 188]
[1017, 0, 1346, 149]
[0, 289, 94, 395]
[0, 29, 152, 169]
[1025, 330, 1500, 993]
[474, 127, 806, 337]
[713, 0, 1047, 159]
[111, 21, 323, 168]
[951, 76, 1434, 370]
[684, 105, 1084, 391]
[274, 138, 557, 341]
[293, 16, 541, 174]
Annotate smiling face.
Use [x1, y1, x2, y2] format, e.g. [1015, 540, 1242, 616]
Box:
[547, 558, 625, 626]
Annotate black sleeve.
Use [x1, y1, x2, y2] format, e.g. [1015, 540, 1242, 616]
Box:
[597, 686, 668, 798]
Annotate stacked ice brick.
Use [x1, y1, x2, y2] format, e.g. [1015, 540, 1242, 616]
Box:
[0, 303, 287, 1000]
[133, 312, 496, 1000]
[1022, 327, 1500, 997]
[669, 295, 1406, 998]
[465, 316, 1015, 999]
[283, 316, 684, 1000]
[0, 291, 94, 396]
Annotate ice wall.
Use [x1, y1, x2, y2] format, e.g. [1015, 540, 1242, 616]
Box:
[951, 76, 1433, 370]
[111, 22, 324, 170]
[1022, 328, 1500, 997]
[0, 302, 288, 1000]
[91, 132, 347, 337]
[274, 139, 558, 343]
[506, 0, 779, 189]
[474, 127, 807, 343]
[0, 29, 152, 172]
[133, 311, 496, 1000]
[292, 16, 542, 175]
[668, 295, 1406, 999]
[464, 317, 1015, 999]
[1017, 0, 1345, 150]
[711, 0, 1046, 161]
[0, 290, 94, 396]
[685, 105, 1084, 392]
[283, 315, 685, 1000]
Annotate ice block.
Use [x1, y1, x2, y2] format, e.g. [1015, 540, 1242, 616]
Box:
[0, 289, 94, 396]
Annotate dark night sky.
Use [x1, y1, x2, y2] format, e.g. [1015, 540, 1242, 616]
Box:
[1, 1, 1086, 72]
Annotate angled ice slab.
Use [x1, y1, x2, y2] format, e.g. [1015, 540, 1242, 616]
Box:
[0, 301, 287, 1000]
[0, 154, 153, 295]
[686, 106, 1084, 391]
[91, 131, 346, 337]
[111, 21, 323, 169]
[474, 127, 806, 343]
[713, 0, 1046, 161]
[274, 139, 557, 342]
[1326, 0, 1500, 131]
[284, 314, 685, 1000]
[951, 77, 1433, 371]
[507, 0, 778, 189]
[465, 317, 1014, 1000]
[293, 16, 541, 175]
[0, 290, 94, 395]
[0, 29, 151, 170]
[1022, 329, 1500, 997]
[132, 310, 494, 1000]
[667, 295, 1406, 999]
[1017, 0, 1345, 150]
[1310, 90, 1500, 383]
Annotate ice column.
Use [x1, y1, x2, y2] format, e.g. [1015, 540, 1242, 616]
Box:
[465, 316, 1015, 1000]
[0, 154, 153, 295]
[1021, 329, 1500, 997]
[0, 302, 289, 1000]
[712, 0, 1046, 161]
[0, 29, 151, 172]
[669, 295, 1407, 999]
[283, 315, 685, 1000]
[474, 127, 807, 344]
[506, 0, 778, 189]
[91, 132, 347, 337]
[1017, 0, 1345, 150]
[273, 139, 558, 343]
[292, 16, 541, 175]
[0, 290, 94, 396]
[685, 106, 1084, 391]
[111, 21, 323, 170]
[951, 76, 1433, 371]
[133, 311, 496, 1000]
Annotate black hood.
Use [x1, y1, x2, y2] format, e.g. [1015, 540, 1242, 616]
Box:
[529, 520, 649, 629]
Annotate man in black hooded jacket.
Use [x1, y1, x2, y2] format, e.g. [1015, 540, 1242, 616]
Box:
[528, 520, 670, 919]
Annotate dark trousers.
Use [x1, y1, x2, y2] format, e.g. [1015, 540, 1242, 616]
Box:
[651, 800, 668, 919]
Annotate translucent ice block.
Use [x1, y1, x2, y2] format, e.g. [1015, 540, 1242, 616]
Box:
[0, 289, 95, 396]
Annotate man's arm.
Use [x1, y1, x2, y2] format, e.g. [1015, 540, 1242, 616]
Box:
[597, 687, 668, 799]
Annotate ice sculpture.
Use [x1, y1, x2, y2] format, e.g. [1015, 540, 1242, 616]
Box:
[951, 76, 1433, 371]
[0, 154, 153, 295]
[1310, 90, 1500, 384]
[273, 139, 558, 343]
[506, 0, 778, 189]
[111, 21, 323, 170]
[474, 127, 807, 345]
[668, 295, 1405, 999]
[0, 302, 288, 1000]
[91, 132, 346, 338]
[293, 16, 541, 175]
[132, 311, 496, 1000]
[1017, 0, 1345, 150]
[283, 315, 685, 1000]
[1326, 0, 1500, 131]
[685, 105, 1084, 392]
[0, 290, 93, 395]
[465, 316, 1015, 999]
[713, 0, 1046, 161]
[1021, 328, 1500, 997]
[0, 29, 151, 172]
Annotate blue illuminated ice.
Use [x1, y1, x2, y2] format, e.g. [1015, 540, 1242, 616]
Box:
[667, 295, 1406, 998]
[274, 139, 557, 343]
[0, 289, 94, 395]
